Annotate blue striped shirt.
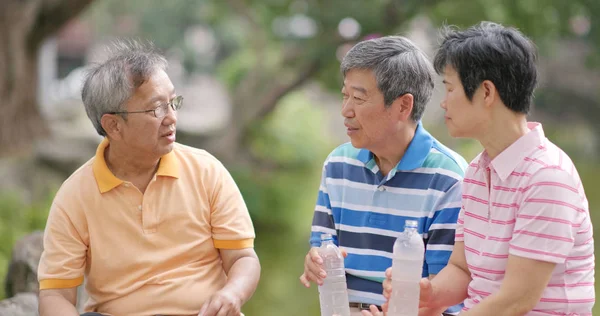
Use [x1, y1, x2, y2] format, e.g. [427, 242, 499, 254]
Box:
[310, 123, 467, 314]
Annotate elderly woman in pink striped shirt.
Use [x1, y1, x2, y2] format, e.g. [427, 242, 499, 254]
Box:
[364, 21, 595, 316]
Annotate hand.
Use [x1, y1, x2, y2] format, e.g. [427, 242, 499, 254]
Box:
[198, 289, 242, 316]
[381, 268, 435, 313]
[361, 305, 385, 316]
[299, 247, 347, 287]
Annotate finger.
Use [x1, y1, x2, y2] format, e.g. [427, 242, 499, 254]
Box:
[306, 258, 326, 279]
[383, 278, 392, 293]
[419, 278, 433, 306]
[361, 310, 374, 316]
[299, 273, 311, 287]
[198, 298, 210, 316]
[309, 247, 323, 264]
[370, 305, 382, 315]
[199, 298, 222, 316]
[382, 301, 388, 313]
[215, 306, 230, 316]
[305, 269, 324, 286]
[340, 248, 348, 258]
[385, 267, 392, 278]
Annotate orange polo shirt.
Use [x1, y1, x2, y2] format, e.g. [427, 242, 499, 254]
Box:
[38, 139, 255, 316]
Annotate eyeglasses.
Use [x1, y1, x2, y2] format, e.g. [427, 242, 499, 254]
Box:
[107, 95, 184, 118]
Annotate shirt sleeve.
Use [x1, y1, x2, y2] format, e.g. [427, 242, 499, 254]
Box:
[310, 161, 337, 248]
[425, 180, 462, 275]
[38, 201, 87, 290]
[210, 161, 255, 249]
[509, 167, 584, 263]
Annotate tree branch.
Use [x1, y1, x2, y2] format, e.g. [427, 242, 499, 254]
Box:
[28, 0, 95, 50]
[254, 59, 321, 122]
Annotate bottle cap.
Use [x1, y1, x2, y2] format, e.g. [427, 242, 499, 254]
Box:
[405, 220, 418, 229]
[320, 233, 333, 241]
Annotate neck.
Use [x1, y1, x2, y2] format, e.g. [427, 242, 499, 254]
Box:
[371, 123, 416, 176]
[105, 142, 160, 180]
[478, 110, 528, 160]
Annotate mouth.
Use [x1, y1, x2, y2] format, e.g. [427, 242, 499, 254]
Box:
[345, 125, 359, 135]
[162, 130, 176, 142]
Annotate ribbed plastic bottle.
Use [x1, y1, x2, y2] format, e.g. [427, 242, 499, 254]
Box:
[318, 234, 351, 316]
[388, 220, 425, 316]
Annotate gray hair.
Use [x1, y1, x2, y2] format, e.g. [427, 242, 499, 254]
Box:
[340, 36, 434, 122]
[81, 39, 168, 136]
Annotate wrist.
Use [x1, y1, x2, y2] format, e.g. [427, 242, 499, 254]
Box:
[220, 284, 245, 305]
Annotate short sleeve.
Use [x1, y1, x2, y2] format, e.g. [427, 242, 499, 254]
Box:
[509, 168, 584, 263]
[38, 202, 87, 290]
[210, 162, 255, 249]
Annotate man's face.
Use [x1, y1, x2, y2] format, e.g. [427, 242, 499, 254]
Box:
[440, 65, 488, 138]
[119, 69, 177, 158]
[341, 68, 397, 151]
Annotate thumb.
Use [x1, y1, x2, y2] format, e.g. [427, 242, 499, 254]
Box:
[198, 297, 211, 316]
[299, 272, 311, 288]
[419, 278, 433, 304]
[340, 248, 348, 258]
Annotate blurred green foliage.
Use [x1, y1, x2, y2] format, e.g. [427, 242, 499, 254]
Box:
[0, 191, 53, 299]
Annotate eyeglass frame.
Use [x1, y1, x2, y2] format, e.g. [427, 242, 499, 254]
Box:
[106, 95, 184, 118]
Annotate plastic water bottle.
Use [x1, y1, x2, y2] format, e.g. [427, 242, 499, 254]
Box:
[318, 234, 350, 316]
[388, 220, 425, 316]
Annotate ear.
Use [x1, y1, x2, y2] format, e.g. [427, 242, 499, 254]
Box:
[391, 93, 414, 121]
[481, 80, 498, 108]
[100, 114, 124, 140]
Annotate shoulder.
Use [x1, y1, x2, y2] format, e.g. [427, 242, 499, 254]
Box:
[322, 142, 364, 167]
[423, 139, 469, 179]
[172, 143, 227, 172]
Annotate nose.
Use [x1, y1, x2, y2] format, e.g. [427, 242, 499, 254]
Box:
[341, 99, 354, 118]
[162, 106, 178, 125]
[440, 99, 447, 111]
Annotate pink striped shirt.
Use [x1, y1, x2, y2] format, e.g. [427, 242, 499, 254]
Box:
[456, 122, 595, 315]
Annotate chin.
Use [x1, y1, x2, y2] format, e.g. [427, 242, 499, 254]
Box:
[349, 138, 364, 149]
[158, 144, 174, 156]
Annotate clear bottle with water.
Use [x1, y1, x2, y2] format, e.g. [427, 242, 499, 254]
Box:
[388, 220, 425, 316]
[318, 234, 351, 316]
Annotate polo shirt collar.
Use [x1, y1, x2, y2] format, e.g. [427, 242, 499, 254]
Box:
[356, 121, 434, 171]
[92, 138, 180, 193]
[479, 122, 545, 182]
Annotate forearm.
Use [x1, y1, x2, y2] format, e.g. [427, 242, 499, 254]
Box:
[39, 294, 79, 316]
[459, 292, 529, 316]
[429, 262, 471, 309]
[222, 256, 261, 304]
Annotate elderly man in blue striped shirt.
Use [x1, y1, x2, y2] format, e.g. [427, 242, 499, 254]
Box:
[299, 36, 468, 316]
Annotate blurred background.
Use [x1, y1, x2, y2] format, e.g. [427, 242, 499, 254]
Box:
[0, 0, 599, 315]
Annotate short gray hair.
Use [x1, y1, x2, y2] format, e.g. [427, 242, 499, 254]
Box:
[340, 36, 434, 122]
[81, 39, 168, 136]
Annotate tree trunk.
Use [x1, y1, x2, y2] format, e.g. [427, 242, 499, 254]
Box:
[0, 0, 95, 156]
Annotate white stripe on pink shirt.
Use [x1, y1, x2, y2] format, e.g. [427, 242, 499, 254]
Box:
[455, 122, 595, 315]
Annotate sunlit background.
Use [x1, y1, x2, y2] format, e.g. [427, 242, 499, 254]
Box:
[0, 1, 599, 315]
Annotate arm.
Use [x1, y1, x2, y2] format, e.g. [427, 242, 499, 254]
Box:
[219, 248, 261, 305]
[424, 180, 462, 277]
[459, 255, 555, 316]
[39, 288, 79, 316]
[38, 201, 87, 316]
[198, 248, 261, 316]
[461, 167, 582, 315]
[426, 241, 471, 310]
[300, 161, 337, 287]
[200, 160, 259, 316]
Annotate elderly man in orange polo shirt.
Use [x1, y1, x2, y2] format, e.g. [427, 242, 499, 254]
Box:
[37, 40, 260, 316]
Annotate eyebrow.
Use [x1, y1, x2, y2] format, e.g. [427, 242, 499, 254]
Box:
[351, 85, 367, 94]
[147, 90, 177, 105]
[442, 80, 452, 85]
